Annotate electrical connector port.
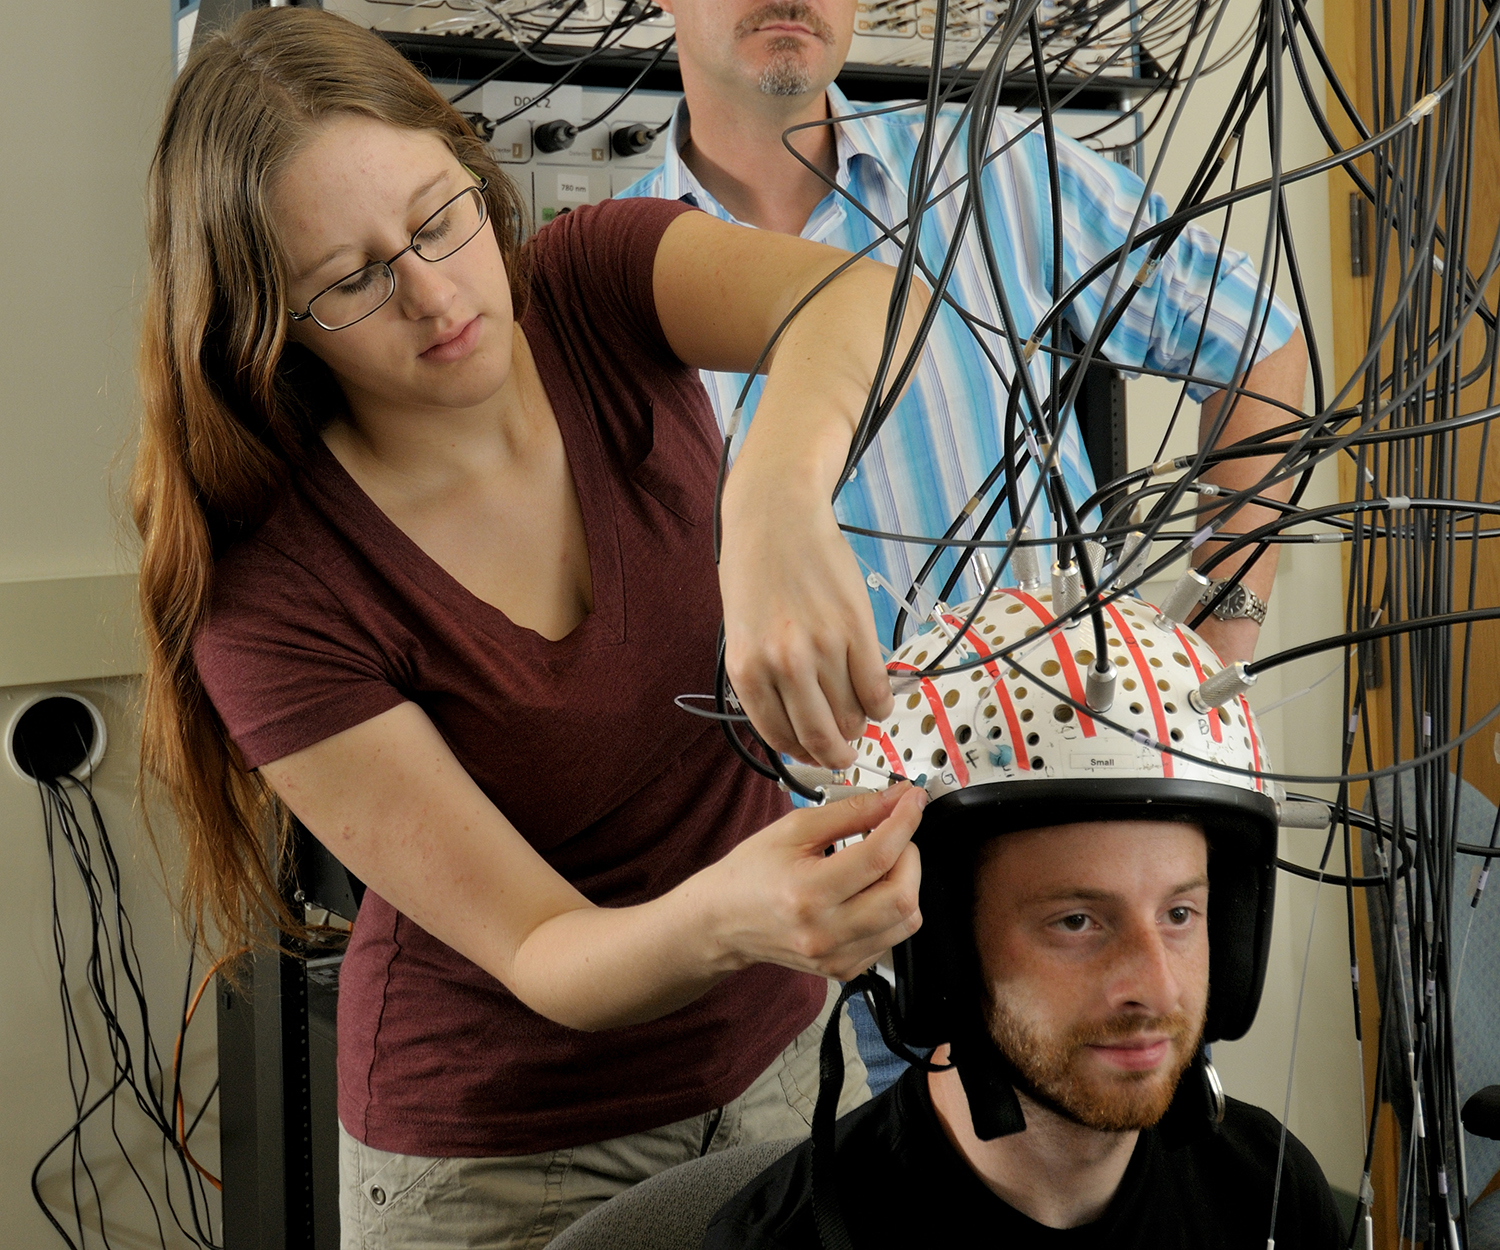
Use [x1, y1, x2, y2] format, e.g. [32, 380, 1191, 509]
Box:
[612, 122, 656, 157]
[534, 119, 578, 153]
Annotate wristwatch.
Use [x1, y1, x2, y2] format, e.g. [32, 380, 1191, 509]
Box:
[1199, 578, 1268, 625]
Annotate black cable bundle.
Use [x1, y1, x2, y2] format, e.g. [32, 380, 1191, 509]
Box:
[26, 770, 221, 1250]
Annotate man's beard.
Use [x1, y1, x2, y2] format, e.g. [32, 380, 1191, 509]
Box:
[987, 997, 1204, 1133]
[733, 3, 835, 97]
[758, 39, 815, 96]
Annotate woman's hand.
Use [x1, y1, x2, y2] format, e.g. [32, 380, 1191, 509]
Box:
[689, 783, 926, 982]
[719, 470, 894, 769]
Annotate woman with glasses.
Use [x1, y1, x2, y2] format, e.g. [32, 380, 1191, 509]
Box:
[134, 7, 923, 1247]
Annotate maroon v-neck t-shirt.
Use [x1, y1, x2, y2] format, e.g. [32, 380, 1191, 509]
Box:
[193, 197, 823, 1157]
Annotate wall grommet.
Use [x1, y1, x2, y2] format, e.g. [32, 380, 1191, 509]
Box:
[5, 691, 108, 783]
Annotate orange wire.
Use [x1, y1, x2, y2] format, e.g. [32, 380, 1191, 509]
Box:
[174, 948, 250, 1191]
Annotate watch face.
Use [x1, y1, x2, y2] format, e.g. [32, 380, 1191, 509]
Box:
[1215, 585, 1248, 619]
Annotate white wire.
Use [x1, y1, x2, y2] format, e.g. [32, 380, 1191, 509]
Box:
[1252, 658, 1343, 714]
[1253, 612, 1383, 714]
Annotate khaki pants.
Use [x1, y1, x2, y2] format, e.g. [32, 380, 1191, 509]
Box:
[339, 981, 868, 1249]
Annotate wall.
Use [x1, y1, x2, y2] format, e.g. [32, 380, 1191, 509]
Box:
[0, 2, 167, 583]
[0, 0, 153, 684]
[0, 3, 217, 1247]
[1128, 0, 1369, 1196]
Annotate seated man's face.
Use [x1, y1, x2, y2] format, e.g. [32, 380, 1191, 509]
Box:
[661, 1, 855, 98]
[973, 820, 1210, 1133]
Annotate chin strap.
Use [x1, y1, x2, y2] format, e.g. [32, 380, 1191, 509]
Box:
[1156, 1044, 1227, 1149]
[811, 974, 952, 1250]
[949, 1027, 1029, 1140]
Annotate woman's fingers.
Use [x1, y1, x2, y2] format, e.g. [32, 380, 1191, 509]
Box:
[772, 787, 925, 974]
[820, 842, 923, 959]
[848, 638, 895, 727]
[727, 627, 865, 768]
[826, 917, 923, 983]
[797, 856, 925, 981]
[708, 782, 929, 979]
[730, 668, 812, 765]
[784, 783, 913, 847]
[777, 664, 862, 768]
[808, 786, 927, 899]
[718, 474, 892, 768]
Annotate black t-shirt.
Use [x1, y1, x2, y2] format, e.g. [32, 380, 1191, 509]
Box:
[706, 1066, 1342, 1248]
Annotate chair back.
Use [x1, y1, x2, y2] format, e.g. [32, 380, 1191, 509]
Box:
[548, 1137, 798, 1250]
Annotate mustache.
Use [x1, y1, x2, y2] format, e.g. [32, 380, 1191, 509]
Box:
[1068, 1011, 1195, 1049]
[733, 2, 837, 44]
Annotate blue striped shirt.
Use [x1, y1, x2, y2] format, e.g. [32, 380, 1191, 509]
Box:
[616, 86, 1297, 645]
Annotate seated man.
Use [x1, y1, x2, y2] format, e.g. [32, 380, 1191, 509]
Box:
[705, 588, 1343, 1248]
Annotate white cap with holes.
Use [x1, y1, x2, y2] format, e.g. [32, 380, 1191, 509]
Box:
[842, 587, 1273, 804]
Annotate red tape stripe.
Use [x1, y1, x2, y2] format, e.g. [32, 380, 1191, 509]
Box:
[889, 660, 969, 786]
[1001, 596, 1098, 738]
[863, 723, 903, 777]
[1171, 627, 1222, 744]
[1103, 604, 1173, 778]
[936, 619, 1029, 772]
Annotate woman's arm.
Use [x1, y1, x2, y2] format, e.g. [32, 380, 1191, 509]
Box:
[261, 700, 924, 1031]
[654, 212, 1308, 761]
[1192, 327, 1308, 665]
[652, 212, 930, 768]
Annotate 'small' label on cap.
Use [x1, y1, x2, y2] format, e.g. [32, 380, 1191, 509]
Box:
[1071, 752, 1133, 771]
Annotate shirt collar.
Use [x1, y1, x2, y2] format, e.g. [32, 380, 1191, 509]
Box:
[823, 82, 907, 192]
[658, 94, 700, 205]
[658, 83, 907, 229]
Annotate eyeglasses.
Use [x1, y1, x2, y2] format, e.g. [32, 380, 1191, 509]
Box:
[288, 180, 490, 332]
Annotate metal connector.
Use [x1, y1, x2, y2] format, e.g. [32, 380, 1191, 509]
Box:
[1117, 531, 1152, 590]
[779, 764, 874, 802]
[1082, 539, 1108, 586]
[1278, 799, 1332, 829]
[1085, 663, 1117, 713]
[1009, 528, 1043, 590]
[1154, 568, 1212, 631]
[1188, 660, 1257, 712]
[1051, 561, 1083, 625]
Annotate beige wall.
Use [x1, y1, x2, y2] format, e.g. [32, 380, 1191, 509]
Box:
[0, 3, 215, 1245]
[0, 1, 171, 583]
[1129, 0, 1368, 1195]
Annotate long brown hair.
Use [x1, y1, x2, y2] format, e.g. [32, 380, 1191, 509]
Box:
[133, 6, 530, 957]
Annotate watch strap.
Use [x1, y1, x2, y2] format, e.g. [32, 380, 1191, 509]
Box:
[1199, 578, 1268, 625]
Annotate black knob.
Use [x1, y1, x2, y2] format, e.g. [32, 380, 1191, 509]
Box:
[534, 119, 577, 153]
[612, 122, 656, 158]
